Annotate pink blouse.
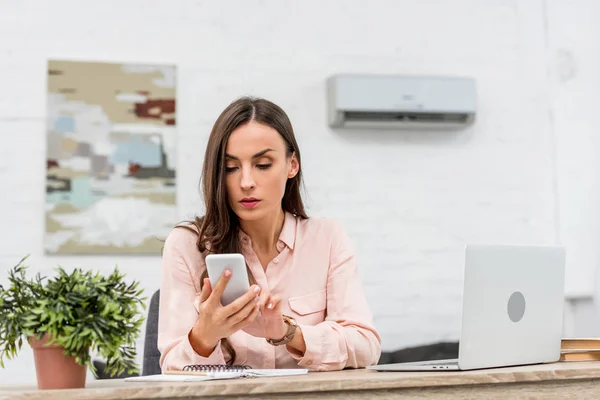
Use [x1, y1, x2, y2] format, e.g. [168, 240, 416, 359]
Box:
[157, 212, 381, 372]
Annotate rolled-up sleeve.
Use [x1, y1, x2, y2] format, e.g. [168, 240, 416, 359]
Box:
[287, 222, 381, 371]
[158, 229, 226, 371]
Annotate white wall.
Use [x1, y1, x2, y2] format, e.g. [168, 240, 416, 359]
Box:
[546, 0, 600, 298]
[1, 0, 599, 384]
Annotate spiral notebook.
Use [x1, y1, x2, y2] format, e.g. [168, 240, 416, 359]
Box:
[125, 364, 309, 382]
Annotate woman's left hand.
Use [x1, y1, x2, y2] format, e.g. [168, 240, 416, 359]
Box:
[243, 290, 287, 340]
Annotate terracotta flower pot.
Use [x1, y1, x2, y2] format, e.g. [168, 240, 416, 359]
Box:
[28, 334, 87, 390]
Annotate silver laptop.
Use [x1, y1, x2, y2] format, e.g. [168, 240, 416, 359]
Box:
[369, 244, 566, 371]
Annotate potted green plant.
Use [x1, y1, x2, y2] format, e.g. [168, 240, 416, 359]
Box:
[0, 256, 146, 389]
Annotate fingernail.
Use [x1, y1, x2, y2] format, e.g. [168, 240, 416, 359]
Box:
[268, 303, 273, 309]
[253, 286, 260, 293]
[224, 269, 231, 277]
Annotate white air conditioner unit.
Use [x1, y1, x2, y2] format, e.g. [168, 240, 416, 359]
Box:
[327, 74, 477, 129]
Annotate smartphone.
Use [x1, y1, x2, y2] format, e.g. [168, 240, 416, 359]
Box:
[205, 253, 251, 306]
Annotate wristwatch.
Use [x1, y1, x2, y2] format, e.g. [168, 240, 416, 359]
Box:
[266, 315, 298, 346]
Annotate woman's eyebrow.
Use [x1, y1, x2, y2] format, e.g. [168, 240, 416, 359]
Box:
[225, 148, 274, 160]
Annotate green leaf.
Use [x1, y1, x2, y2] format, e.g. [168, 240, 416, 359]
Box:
[0, 257, 145, 377]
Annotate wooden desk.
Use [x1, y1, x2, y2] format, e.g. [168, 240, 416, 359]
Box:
[2, 362, 600, 399]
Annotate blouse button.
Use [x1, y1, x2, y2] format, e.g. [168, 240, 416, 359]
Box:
[273, 258, 279, 264]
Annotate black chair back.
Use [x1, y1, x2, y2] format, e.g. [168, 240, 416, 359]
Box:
[141, 289, 161, 376]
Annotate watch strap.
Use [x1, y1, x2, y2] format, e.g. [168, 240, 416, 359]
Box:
[266, 315, 298, 346]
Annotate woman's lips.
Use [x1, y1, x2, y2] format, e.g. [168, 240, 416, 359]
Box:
[240, 199, 261, 209]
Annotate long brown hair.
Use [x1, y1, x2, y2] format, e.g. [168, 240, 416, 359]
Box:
[178, 97, 308, 364]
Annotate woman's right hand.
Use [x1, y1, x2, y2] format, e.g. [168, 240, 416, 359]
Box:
[188, 269, 261, 357]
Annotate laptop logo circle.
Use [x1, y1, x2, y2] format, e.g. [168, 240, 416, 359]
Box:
[507, 291, 526, 322]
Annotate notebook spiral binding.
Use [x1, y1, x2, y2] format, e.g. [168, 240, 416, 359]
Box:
[182, 364, 251, 372]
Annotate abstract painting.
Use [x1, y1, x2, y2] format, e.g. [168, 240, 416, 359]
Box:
[45, 60, 177, 254]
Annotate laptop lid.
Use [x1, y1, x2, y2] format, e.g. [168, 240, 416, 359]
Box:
[457, 244, 566, 370]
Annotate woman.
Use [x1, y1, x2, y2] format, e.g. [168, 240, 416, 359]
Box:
[158, 97, 381, 372]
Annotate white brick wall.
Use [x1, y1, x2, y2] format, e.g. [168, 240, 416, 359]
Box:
[1, 0, 599, 384]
